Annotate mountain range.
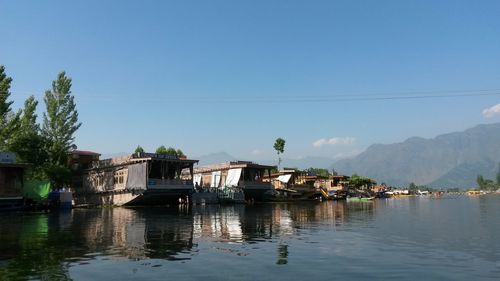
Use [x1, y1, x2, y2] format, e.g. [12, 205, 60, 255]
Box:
[332, 123, 500, 188]
[194, 152, 335, 170]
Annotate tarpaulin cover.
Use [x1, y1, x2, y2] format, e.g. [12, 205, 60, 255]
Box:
[210, 171, 221, 187]
[193, 174, 202, 186]
[126, 162, 147, 190]
[277, 174, 292, 183]
[24, 180, 51, 200]
[225, 168, 242, 187]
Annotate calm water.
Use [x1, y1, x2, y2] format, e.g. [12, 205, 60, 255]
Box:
[1, 196, 499, 280]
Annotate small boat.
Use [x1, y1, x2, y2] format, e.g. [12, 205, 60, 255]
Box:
[346, 196, 375, 202]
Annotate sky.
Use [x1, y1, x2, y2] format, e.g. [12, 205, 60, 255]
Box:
[1, 0, 500, 162]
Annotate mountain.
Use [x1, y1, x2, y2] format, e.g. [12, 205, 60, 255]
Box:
[332, 123, 500, 188]
[194, 152, 237, 166]
[194, 152, 335, 170]
[261, 156, 336, 170]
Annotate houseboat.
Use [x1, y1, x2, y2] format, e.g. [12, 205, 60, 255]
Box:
[0, 152, 30, 211]
[193, 161, 275, 202]
[71, 151, 199, 206]
[264, 169, 317, 200]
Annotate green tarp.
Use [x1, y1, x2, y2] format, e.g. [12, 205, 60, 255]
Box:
[24, 180, 51, 200]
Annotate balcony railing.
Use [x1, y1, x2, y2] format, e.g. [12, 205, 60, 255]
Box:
[147, 178, 193, 189]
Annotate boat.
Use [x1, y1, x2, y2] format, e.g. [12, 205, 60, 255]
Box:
[346, 196, 375, 202]
[265, 169, 318, 201]
[194, 161, 275, 202]
[71, 151, 199, 206]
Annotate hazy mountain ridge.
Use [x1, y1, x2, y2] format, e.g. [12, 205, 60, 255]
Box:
[195, 152, 335, 170]
[333, 123, 500, 188]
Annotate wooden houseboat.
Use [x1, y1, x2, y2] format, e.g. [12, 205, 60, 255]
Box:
[264, 169, 317, 200]
[71, 152, 198, 206]
[193, 161, 275, 202]
[0, 152, 30, 211]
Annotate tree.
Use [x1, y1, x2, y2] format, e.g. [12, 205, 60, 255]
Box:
[42, 72, 81, 185]
[305, 167, 331, 178]
[273, 138, 286, 170]
[9, 96, 48, 178]
[134, 145, 144, 154]
[349, 174, 374, 188]
[156, 145, 180, 156]
[497, 162, 500, 185]
[0, 65, 21, 150]
[176, 149, 186, 158]
[156, 145, 168, 154]
[476, 175, 485, 189]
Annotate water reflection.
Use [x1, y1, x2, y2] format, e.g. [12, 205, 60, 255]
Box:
[0, 201, 380, 280]
[19, 198, 500, 280]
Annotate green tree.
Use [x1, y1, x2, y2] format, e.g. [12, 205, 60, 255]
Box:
[349, 174, 374, 188]
[42, 72, 81, 185]
[496, 162, 500, 185]
[134, 145, 144, 154]
[305, 167, 331, 177]
[156, 145, 168, 154]
[156, 145, 178, 155]
[176, 149, 186, 158]
[476, 175, 485, 189]
[273, 137, 286, 170]
[9, 96, 48, 178]
[0, 65, 21, 150]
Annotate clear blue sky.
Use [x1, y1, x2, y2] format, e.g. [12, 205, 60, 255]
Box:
[1, 0, 500, 161]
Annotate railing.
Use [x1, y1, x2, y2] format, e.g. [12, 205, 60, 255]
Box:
[240, 181, 272, 190]
[147, 178, 193, 189]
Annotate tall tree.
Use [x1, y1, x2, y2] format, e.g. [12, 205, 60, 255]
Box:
[273, 137, 286, 170]
[0, 65, 20, 150]
[476, 175, 485, 189]
[42, 72, 81, 184]
[497, 162, 500, 185]
[10, 96, 48, 178]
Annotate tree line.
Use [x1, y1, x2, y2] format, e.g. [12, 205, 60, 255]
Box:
[134, 145, 185, 157]
[476, 163, 500, 190]
[0, 65, 80, 186]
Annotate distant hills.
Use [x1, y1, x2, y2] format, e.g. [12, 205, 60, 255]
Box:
[195, 152, 237, 166]
[333, 123, 500, 188]
[195, 152, 335, 170]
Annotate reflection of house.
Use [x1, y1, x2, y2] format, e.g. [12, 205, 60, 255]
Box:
[72, 152, 198, 206]
[0, 152, 29, 210]
[194, 161, 275, 201]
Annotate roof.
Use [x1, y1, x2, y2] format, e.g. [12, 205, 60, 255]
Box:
[70, 150, 101, 156]
[194, 161, 276, 173]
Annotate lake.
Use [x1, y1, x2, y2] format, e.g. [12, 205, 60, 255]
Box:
[1, 195, 499, 280]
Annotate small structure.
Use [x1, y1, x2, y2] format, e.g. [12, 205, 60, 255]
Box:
[72, 152, 199, 206]
[0, 152, 30, 210]
[194, 161, 275, 202]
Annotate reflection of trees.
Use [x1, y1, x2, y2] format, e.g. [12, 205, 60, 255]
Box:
[276, 244, 288, 265]
[0, 207, 196, 280]
[0, 213, 75, 280]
